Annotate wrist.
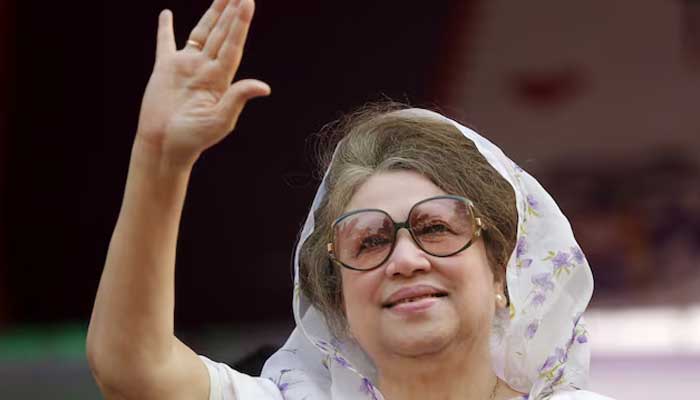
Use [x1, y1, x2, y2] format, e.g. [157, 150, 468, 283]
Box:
[124, 135, 194, 209]
[131, 134, 200, 174]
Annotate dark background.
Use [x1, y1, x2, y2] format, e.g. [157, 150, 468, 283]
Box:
[4, 0, 473, 328]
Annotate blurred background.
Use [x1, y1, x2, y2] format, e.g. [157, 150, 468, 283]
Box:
[2, 0, 699, 398]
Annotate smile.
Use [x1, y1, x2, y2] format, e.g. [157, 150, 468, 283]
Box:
[382, 284, 449, 308]
[384, 293, 447, 308]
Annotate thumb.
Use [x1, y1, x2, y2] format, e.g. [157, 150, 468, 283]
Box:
[218, 79, 271, 129]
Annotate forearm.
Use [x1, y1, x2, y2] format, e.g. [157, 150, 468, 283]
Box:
[86, 0, 265, 396]
[87, 136, 195, 376]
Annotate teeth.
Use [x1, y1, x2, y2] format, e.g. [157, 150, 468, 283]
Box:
[396, 294, 439, 305]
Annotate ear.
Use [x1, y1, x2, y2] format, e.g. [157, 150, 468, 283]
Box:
[492, 265, 508, 309]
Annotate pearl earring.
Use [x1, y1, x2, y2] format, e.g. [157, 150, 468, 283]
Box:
[496, 294, 505, 304]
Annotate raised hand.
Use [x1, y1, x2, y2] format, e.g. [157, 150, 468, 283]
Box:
[135, 0, 270, 167]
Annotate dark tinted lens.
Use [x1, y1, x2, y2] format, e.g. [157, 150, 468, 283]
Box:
[333, 210, 394, 270]
[409, 197, 474, 256]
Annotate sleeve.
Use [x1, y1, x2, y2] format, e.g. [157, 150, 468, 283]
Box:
[198, 355, 284, 400]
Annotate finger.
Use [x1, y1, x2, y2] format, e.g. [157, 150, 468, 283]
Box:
[218, 79, 271, 129]
[218, 0, 255, 72]
[156, 10, 176, 60]
[186, 0, 229, 50]
[203, 0, 240, 58]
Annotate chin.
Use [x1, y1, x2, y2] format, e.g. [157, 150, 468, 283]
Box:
[381, 322, 458, 357]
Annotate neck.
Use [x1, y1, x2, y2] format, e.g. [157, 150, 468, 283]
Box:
[376, 338, 498, 400]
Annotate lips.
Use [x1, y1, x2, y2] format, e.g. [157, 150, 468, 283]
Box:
[382, 285, 448, 308]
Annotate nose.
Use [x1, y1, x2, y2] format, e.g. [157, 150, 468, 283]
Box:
[384, 229, 432, 277]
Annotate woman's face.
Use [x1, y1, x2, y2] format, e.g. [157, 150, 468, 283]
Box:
[340, 170, 505, 362]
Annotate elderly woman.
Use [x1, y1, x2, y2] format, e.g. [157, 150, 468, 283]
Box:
[86, 0, 612, 399]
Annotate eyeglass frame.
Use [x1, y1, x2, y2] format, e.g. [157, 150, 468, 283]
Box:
[327, 194, 486, 271]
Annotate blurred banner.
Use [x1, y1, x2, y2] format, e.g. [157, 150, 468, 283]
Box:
[441, 0, 700, 169]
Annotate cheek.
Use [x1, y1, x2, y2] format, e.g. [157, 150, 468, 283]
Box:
[341, 271, 383, 326]
[444, 250, 496, 303]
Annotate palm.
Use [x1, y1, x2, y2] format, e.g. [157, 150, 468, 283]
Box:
[136, 0, 270, 163]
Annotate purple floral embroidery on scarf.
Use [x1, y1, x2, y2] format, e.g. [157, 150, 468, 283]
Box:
[537, 317, 589, 396]
[551, 251, 570, 269]
[516, 238, 527, 258]
[538, 318, 586, 393]
[528, 273, 555, 316]
[314, 338, 362, 377]
[526, 320, 539, 339]
[516, 237, 533, 268]
[527, 194, 539, 210]
[571, 315, 589, 345]
[333, 354, 351, 368]
[540, 347, 568, 374]
[543, 250, 577, 277]
[526, 194, 541, 217]
[314, 339, 332, 352]
[314, 340, 335, 372]
[551, 251, 571, 275]
[270, 369, 298, 395]
[552, 367, 565, 385]
[531, 292, 546, 307]
[540, 354, 558, 372]
[539, 346, 569, 392]
[571, 246, 585, 264]
[532, 272, 555, 291]
[555, 347, 568, 363]
[361, 377, 380, 400]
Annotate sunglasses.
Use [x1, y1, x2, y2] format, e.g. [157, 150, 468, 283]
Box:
[327, 195, 485, 271]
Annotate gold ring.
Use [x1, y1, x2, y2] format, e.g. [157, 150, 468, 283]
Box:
[186, 39, 203, 50]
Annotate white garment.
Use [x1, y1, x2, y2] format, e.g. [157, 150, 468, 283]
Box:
[198, 109, 615, 400]
[199, 355, 283, 400]
[199, 356, 612, 400]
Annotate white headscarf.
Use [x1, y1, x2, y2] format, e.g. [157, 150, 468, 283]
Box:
[261, 109, 600, 400]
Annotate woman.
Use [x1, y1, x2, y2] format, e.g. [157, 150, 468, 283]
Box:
[86, 0, 612, 399]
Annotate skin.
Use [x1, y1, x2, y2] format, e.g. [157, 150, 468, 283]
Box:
[341, 170, 520, 400]
[87, 1, 268, 399]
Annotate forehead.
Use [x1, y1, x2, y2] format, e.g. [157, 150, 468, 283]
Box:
[344, 170, 447, 220]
